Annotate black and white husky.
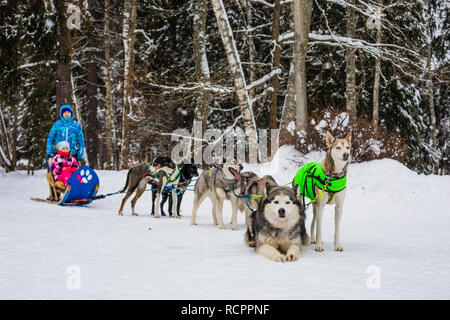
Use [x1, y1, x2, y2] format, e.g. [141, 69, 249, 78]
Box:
[190, 162, 251, 230]
[151, 163, 199, 217]
[245, 186, 309, 262]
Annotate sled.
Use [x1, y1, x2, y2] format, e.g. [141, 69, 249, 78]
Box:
[31, 165, 100, 206]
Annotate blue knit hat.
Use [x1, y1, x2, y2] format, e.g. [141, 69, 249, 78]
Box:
[60, 104, 73, 117]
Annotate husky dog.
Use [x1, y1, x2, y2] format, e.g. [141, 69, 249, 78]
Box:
[191, 162, 247, 230]
[227, 171, 258, 224]
[151, 162, 199, 217]
[246, 186, 308, 262]
[293, 130, 351, 252]
[243, 175, 279, 247]
[118, 156, 175, 217]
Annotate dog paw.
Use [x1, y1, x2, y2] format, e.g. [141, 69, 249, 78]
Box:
[191, 221, 197, 226]
[335, 245, 344, 252]
[132, 213, 139, 216]
[286, 253, 301, 262]
[219, 225, 226, 230]
[232, 225, 239, 231]
[76, 168, 93, 184]
[315, 245, 324, 252]
[274, 254, 287, 263]
[118, 212, 123, 216]
[247, 241, 255, 248]
[154, 215, 160, 219]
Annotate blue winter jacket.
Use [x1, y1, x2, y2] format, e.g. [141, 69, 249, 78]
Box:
[46, 105, 85, 160]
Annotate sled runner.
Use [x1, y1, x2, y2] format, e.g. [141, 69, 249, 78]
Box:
[31, 165, 99, 206]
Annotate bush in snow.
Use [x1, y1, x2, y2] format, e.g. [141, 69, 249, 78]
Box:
[279, 109, 407, 165]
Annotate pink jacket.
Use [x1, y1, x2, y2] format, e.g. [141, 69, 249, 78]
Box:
[50, 151, 78, 182]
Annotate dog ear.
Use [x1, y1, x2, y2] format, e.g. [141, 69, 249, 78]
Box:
[345, 130, 352, 143]
[265, 183, 276, 195]
[325, 131, 335, 148]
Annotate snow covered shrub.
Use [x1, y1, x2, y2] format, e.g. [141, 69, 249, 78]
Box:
[279, 109, 407, 164]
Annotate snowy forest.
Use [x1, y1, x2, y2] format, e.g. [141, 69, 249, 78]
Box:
[0, 0, 448, 174]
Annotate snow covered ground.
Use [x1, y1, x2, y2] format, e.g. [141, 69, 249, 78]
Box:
[1, 146, 449, 299]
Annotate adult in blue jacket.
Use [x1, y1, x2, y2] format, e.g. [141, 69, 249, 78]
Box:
[46, 104, 85, 161]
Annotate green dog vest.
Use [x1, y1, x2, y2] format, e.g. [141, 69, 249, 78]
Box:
[293, 162, 347, 200]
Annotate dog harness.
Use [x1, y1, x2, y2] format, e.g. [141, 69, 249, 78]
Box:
[293, 162, 347, 201]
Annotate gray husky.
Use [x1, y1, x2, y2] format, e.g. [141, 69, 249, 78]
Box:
[118, 156, 176, 217]
[191, 163, 249, 230]
[245, 186, 309, 262]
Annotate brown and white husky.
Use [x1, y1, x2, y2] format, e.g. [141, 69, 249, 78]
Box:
[311, 130, 351, 252]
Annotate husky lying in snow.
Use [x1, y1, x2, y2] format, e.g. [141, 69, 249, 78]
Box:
[190, 162, 254, 230]
[245, 186, 309, 262]
[118, 156, 176, 217]
[292, 130, 351, 252]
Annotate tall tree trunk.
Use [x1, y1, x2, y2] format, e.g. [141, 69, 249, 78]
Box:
[86, 59, 99, 168]
[0, 106, 15, 171]
[210, 0, 258, 162]
[426, 3, 437, 172]
[85, 0, 99, 168]
[372, 0, 383, 130]
[270, 0, 281, 131]
[193, 0, 211, 133]
[280, 6, 295, 133]
[55, 1, 74, 117]
[346, 0, 357, 125]
[246, 1, 256, 100]
[104, 0, 114, 169]
[193, 0, 211, 164]
[121, 0, 137, 169]
[10, 105, 18, 171]
[293, 0, 312, 132]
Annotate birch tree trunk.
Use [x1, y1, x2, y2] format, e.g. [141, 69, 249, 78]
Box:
[293, 0, 313, 132]
[121, 0, 137, 169]
[193, 0, 211, 164]
[346, 0, 357, 125]
[246, 1, 256, 100]
[210, 0, 258, 162]
[280, 6, 296, 133]
[193, 0, 211, 133]
[0, 106, 16, 172]
[372, 1, 383, 130]
[104, 0, 114, 169]
[270, 0, 281, 131]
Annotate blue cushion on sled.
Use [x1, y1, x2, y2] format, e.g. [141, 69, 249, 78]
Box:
[60, 166, 99, 204]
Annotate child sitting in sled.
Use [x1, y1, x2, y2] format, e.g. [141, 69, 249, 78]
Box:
[50, 141, 79, 190]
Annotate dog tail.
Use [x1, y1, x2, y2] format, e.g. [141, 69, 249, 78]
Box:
[120, 167, 133, 193]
